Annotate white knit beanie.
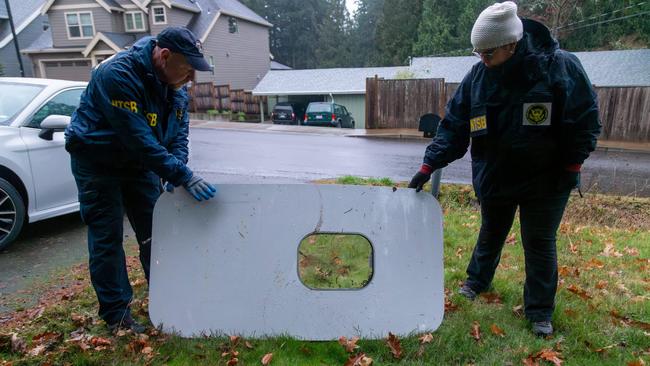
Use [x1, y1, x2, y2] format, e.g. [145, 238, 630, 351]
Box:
[471, 1, 523, 50]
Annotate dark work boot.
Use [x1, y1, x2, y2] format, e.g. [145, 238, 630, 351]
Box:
[532, 321, 553, 337]
[108, 314, 146, 334]
[458, 284, 478, 301]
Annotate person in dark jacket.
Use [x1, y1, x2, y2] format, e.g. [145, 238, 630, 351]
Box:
[65, 27, 217, 333]
[408, 2, 600, 337]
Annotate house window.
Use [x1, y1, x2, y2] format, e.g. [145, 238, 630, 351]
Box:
[65, 12, 94, 39]
[124, 11, 146, 32]
[228, 17, 238, 33]
[152, 6, 166, 25]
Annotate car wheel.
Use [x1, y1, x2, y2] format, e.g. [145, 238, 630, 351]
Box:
[335, 120, 342, 128]
[0, 178, 26, 250]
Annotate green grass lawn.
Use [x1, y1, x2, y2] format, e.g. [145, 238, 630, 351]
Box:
[1, 179, 648, 365]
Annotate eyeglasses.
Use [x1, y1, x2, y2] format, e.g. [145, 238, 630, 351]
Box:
[472, 47, 498, 59]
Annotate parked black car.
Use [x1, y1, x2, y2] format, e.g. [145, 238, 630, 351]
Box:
[304, 102, 355, 128]
[271, 102, 305, 125]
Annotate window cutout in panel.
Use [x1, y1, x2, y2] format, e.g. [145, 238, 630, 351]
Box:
[298, 233, 373, 289]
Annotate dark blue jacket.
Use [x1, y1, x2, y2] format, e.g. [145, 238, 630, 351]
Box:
[424, 19, 601, 203]
[65, 37, 193, 186]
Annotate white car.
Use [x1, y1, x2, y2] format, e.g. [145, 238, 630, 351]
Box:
[0, 77, 87, 249]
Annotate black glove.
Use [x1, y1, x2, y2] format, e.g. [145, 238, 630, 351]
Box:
[408, 164, 433, 192]
[557, 164, 581, 192]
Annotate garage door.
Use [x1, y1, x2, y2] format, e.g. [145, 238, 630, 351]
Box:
[42, 60, 91, 81]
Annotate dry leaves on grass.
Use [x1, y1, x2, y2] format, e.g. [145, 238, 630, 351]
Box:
[261, 352, 273, 365]
[344, 353, 373, 366]
[512, 305, 524, 318]
[386, 332, 403, 359]
[470, 321, 481, 342]
[523, 348, 563, 366]
[610, 310, 650, 331]
[479, 292, 502, 304]
[566, 284, 592, 300]
[627, 358, 646, 366]
[490, 324, 505, 338]
[602, 242, 623, 257]
[338, 336, 360, 353]
[444, 288, 459, 313]
[416, 333, 433, 357]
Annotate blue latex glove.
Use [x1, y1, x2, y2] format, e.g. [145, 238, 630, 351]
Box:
[183, 174, 217, 201]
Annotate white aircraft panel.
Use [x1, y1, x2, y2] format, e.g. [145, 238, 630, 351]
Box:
[149, 184, 444, 340]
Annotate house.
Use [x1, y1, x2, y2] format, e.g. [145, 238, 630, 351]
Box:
[409, 49, 650, 87]
[0, 0, 48, 76]
[254, 49, 650, 129]
[252, 66, 408, 129]
[21, 0, 271, 90]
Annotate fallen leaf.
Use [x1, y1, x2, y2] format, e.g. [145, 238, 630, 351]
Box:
[490, 324, 505, 337]
[456, 247, 464, 258]
[569, 240, 578, 254]
[27, 344, 46, 357]
[141, 346, 153, 355]
[596, 280, 608, 289]
[261, 352, 273, 365]
[564, 309, 578, 318]
[344, 353, 373, 366]
[610, 310, 650, 330]
[480, 292, 502, 304]
[90, 337, 112, 347]
[624, 247, 640, 256]
[506, 233, 517, 245]
[522, 355, 539, 366]
[470, 321, 481, 341]
[627, 358, 646, 366]
[566, 284, 592, 300]
[229, 335, 240, 346]
[226, 358, 239, 366]
[386, 332, 403, 359]
[585, 258, 605, 269]
[245, 341, 254, 349]
[602, 242, 623, 257]
[537, 348, 563, 366]
[419, 333, 433, 344]
[512, 305, 524, 318]
[338, 336, 360, 353]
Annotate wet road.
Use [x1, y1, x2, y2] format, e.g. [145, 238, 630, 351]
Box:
[1, 127, 648, 313]
[191, 128, 650, 197]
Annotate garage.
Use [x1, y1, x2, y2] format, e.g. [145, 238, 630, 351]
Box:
[253, 66, 407, 129]
[41, 60, 92, 82]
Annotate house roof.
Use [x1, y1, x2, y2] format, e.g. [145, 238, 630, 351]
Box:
[0, 0, 46, 48]
[253, 66, 409, 96]
[410, 49, 650, 87]
[82, 31, 136, 56]
[0, 1, 9, 19]
[270, 60, 291, 70]
[189, 0, 271, 43]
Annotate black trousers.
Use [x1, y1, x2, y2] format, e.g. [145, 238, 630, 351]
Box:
[71, 156, 160, 324]
[464, 192, 570, 322]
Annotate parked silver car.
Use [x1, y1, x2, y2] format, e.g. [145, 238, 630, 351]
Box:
[0, 78, 87, 249]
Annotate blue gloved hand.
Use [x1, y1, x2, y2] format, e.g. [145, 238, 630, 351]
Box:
[163, 181, 175, 193]
[183, 174, 217, 201]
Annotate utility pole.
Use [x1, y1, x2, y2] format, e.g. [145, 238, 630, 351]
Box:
[4, 0, 25, 77]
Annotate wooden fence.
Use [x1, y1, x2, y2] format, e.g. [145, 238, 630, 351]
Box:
[366, 78, 650, 143]
[189, 82, 268, 120]
[366, 77, 446, 129]
[596, 86, 650, 143]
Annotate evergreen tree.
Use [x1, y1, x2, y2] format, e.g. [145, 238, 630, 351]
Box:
[349, 0, 385, 66]
[375, 0, 423, 65]
[314, 0, 352, 68]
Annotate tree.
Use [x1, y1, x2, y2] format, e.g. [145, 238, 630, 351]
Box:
[314, 0, 352, 68]
[349, 0, 385, 66]
[375, 0, 423, 65]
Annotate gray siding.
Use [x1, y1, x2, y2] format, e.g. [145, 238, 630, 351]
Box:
[110, 12, 126, 33]
[29, 51, 90, 79]
[93, 42, 114, 51]
[1, 16, 46, 77]
[49, 7, 112, 48]
[149, 3, 193, 36]
[196, 15, 269, 90]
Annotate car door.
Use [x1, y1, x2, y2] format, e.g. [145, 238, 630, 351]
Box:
[19, 87, 83, 213]
[342, 106, 353, 128]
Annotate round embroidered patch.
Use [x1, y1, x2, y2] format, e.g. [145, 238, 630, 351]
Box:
[526, 104, 548, 125]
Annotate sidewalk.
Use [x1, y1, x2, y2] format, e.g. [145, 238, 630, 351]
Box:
[190, 119, 650, 153]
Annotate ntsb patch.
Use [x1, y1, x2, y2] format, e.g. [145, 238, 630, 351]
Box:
[523, 103, 552, 126]
[470, 115, 487, 136]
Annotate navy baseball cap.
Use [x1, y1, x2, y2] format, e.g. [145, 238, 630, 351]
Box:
[157, 26, 212, 72]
